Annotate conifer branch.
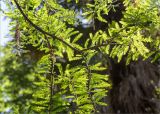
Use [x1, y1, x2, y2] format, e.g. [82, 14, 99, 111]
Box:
[45, 35, 55, 114]
[13, 0, 80, 53]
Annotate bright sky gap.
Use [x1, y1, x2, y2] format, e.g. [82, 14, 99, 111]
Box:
[0, 1, 12, 46]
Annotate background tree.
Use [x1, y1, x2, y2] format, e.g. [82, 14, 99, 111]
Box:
[0, 0, 160, 113]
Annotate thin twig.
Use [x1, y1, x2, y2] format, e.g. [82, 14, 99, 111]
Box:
[82, 53, 97, 112]
[45, 35, 55, 114]
[13, 0, 130, 54]
[13, 0, 79, 52]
